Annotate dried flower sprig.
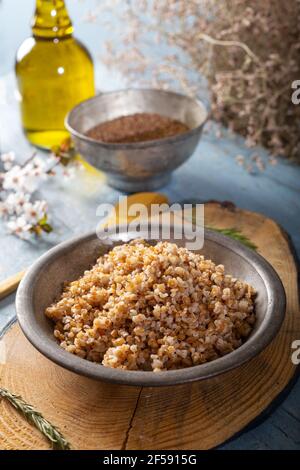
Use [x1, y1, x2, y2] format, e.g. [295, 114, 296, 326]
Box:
[0, 387, 70, 450]
[90, 0, 300, 162]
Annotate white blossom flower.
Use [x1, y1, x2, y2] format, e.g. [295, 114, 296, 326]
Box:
[25, 157, 48, 179]
[20, 172, 41, 193]
[0, 149, 67, 238]
[3, 162, 14, 171]
[23, 200, 47, 224]
[5, 192, 31, 215]
[33, 156, 44, 168]
[0, 201, 9, 218]
[1, 151, 15, 171]
[2, 165, 24, 191]
[6, 216, 32, 239]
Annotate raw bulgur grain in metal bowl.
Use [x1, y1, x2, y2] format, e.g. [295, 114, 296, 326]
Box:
[45, 240, 256, 372]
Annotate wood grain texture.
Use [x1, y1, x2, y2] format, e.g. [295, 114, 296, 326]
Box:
[0, 202, 299, 450]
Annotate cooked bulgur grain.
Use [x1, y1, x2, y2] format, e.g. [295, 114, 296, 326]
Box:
[45, 240, 256, 372]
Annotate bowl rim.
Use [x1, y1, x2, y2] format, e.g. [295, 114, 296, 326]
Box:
[16, 227, 286, 387]
[65, 87, 208, 150]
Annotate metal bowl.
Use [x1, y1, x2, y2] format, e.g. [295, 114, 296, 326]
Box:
[16, 224, 286, 387]
[65, 89, 208, 192]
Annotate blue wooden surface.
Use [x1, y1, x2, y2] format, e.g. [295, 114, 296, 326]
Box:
[0, 0, 300, 450]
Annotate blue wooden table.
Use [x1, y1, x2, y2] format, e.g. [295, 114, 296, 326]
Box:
[0, 0, 299, 450]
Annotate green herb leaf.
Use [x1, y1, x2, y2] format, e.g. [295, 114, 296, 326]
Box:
[190, 211, 257, 250]
[38, 215, 53, 233]
[207, 226, 257, 250]
[38, 215, 48, 226]
[40, 223, 53, 233]
[29, 216, 53, 236]
[0, 388, 70, 450]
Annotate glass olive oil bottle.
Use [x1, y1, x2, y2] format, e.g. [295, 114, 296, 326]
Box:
[15, 0, 95, 149]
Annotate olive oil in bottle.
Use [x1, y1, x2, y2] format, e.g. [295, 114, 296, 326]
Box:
[15, 0, 95, 149]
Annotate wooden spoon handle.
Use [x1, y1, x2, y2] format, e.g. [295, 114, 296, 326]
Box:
[0, 192, 168, 300]
[0, 270, 26, 301]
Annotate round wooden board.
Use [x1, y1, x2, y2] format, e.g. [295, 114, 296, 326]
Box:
[0, 202, 299, 450]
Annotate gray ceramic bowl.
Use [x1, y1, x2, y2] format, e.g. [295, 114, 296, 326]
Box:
[16, 225, 286, 387]
[65, 89, 208, 192]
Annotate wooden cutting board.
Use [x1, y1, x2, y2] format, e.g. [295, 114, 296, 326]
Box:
[0, 202, 299, 450]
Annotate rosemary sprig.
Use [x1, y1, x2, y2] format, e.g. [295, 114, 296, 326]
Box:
[207, 226, 258, 251]
[190, 212, 257, 250]
[0, 387, 70, 450]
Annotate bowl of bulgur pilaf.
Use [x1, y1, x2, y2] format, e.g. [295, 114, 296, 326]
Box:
[16, 224, 285, 386]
